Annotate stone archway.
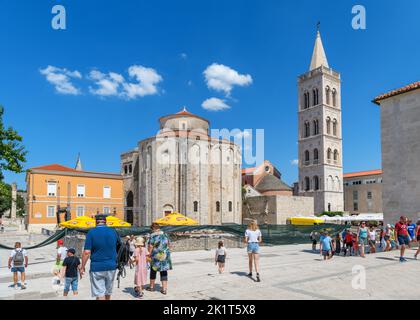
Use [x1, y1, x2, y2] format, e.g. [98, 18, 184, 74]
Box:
[163, 204, 174, 217]
[126, 191, 134, 224]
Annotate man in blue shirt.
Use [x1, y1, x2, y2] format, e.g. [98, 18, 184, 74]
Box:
[80, 215, 119, 300]
[407, 219, 416, 248]
[320, 232, 333, 260]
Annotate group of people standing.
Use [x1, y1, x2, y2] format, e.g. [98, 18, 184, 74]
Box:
[313, 215, 420, 262]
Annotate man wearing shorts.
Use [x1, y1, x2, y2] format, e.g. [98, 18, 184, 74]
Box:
[81, 214, 119, 300]
[395, 216, 409, 263]
[320, 232, 333, 260]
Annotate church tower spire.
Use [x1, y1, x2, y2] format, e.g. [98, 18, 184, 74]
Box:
[309, 26, 329, 71]
[75, 153, 83, 171]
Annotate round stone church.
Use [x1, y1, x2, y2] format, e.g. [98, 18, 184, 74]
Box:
[121, 108, 242, 226]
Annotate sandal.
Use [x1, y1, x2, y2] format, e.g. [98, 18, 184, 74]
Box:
[146, 286, 155, 292]
[160, 289, 167, 295]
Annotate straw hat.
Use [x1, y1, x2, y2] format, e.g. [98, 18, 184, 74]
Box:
[135, 237, 145, 247]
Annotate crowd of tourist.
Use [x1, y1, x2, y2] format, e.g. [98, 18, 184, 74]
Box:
[313, 216, 420, 263]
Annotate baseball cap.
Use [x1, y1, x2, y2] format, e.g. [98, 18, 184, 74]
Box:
[57, 240, 64, 245]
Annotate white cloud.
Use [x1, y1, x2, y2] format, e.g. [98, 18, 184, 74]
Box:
[40, 65, 82, 95]
[180, 53, 188, 60]
[290, 159, 299, 166]
[203, 63, 252, 96]
[122, 65, 163, 100]
[89, 70, 125, 97]
[202, 98, 231, 111]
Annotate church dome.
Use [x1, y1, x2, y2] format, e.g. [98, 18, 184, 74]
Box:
[159, 107, 210, 134]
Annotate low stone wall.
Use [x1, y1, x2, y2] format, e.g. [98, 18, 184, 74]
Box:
[63, 234, 246, 257]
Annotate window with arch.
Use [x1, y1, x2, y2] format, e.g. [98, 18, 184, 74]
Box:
[334, 149, 339, 162]
[216, 201, 220, 212]
[304, 150, 310, 165]
[312, 88, 319, 106]
[303, 92, 310, 109]
[305, 177, 310, 191]
[313, 176, 320, 191]
[325, 86, 331, 105]
[326, 117, 331, 135]
[327, 148, 332, 161]
[313, 119, 319, 135]
[228, 201, 233, 212]
[129, 164, 132, 174]
[124, 165, 128, 175]
[313, 149, 319, 164]
[304, 121, 310, 138]
[193, 201, 198, 212]
[332, 89, 337, 107]
[333, 119, 338, 136]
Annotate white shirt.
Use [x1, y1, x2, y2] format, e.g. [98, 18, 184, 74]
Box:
[57, 247, 68, 261]
[368, 230, 376, 241]
[10, 248, 28, 267]
[245, 229, 262, 243]
[216, 247, 227, 256]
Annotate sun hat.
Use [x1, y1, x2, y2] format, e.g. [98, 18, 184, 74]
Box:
[135, 237, 145, 246]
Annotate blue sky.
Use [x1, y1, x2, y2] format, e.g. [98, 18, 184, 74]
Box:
[1, 0, 420, 189]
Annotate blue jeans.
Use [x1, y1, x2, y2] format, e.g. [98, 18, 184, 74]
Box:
[64, 277, 78, 293]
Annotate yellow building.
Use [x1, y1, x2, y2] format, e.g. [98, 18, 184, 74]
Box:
[25, 164, 124, 233]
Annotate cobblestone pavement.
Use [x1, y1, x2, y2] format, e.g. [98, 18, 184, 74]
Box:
[1, 231, 420, 300]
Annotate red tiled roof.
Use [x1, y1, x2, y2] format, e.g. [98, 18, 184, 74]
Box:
[344, 169, 382, 179]
[242, 167, 256, 175]
[176, 110, 194, 116]
[373, 81, 420, 105]
[30, 164, 79, 172]
[29, 164, 121, 176]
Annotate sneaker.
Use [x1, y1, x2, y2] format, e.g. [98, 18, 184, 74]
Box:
[247, 273, 252, 277]
[14, 284, 18, 290]
[256, 274, 261, 282]
[138, 292, 144, 299]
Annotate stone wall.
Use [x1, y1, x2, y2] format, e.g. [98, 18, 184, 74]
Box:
[243, 195, 314, 225]
[63, 234, 246, 258]
[380, 90, 420, 224]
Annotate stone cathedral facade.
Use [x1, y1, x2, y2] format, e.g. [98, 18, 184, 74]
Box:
[121, 109, 242, 226]
[297, 31, 344, 214]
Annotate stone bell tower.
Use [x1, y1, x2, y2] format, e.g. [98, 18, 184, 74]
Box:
[297, 28, 344, 214]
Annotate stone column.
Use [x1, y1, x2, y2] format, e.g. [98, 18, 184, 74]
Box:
[11, 183, 17, 220]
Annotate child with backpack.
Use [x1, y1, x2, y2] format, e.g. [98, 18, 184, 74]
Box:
[8, 242, 28, 290]
[215, 241, 227, 274]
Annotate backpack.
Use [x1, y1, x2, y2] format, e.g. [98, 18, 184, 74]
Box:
[115, 234, 130, 288]
[13, 250, 25, 267]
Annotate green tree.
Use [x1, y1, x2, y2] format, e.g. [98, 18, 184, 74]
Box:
[0, 105, 27, 181]
[0, 182, 26, 217]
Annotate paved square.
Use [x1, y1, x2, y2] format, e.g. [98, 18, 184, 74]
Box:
[1, 232, 419, 300]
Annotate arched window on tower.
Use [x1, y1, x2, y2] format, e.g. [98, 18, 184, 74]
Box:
[334, 150, 339, 163]
[305, 177, 311, 191]
[325, 86, 331, 105]
[303, 92, 309, 109]
[326, 117, 331, 135]
[333, 119, 338, 136]
[313, 176, 320, 191]
[332, 89, 337, 107]
[304, 121, 310, 138]
[313, 149, 319, 164]
[304, 150, 310, 166]
[216, 201, 220, 212]
[327, 148, 332, 163]
[312, 89, 319, 106]
[313, 119, 319, 135]
[193, 201, 198, 212]
[228, 201, 233, 212]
